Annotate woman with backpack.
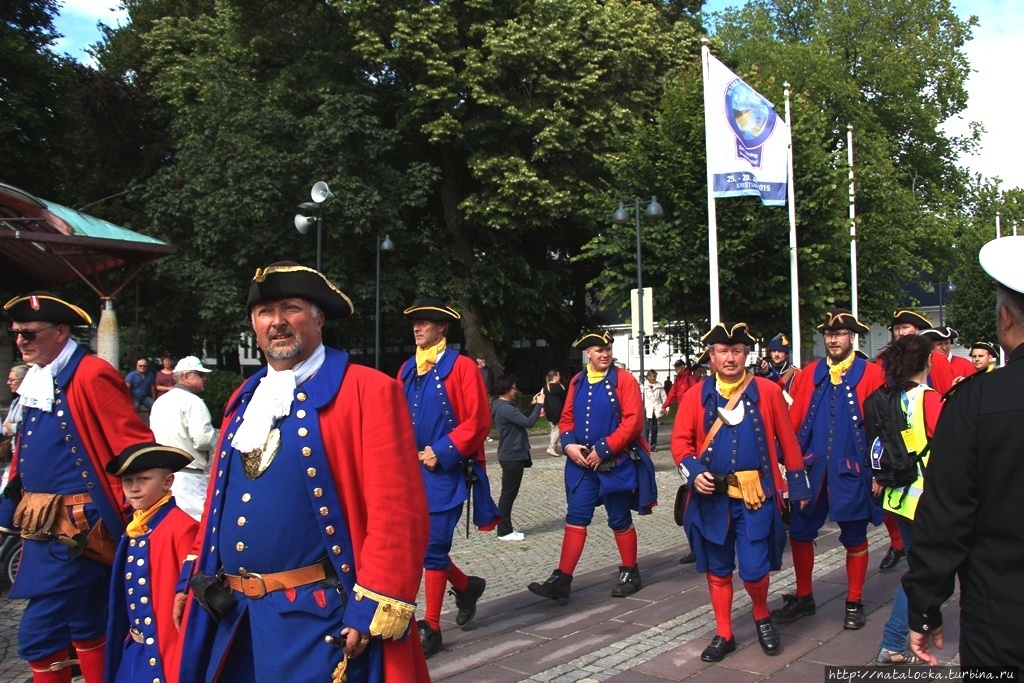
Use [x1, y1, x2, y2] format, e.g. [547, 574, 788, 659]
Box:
[868, 333, 945, 664]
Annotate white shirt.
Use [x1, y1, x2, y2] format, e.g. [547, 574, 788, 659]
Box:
[642, 381, 666, 419]
[149, 385, 219, 471]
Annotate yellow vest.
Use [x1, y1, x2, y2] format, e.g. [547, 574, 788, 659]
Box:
[882, 384, 932, 520]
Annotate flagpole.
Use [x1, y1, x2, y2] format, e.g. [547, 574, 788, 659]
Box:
[996, 211, 1001, 239]
[702, 38, 721, 324]
[782, 82, 801, 364]
[848, 125, 859, 322]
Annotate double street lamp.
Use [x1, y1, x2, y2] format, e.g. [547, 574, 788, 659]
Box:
[294, 181, 334, 272]
[929, 280, 955, 326]
[612, 196, 664, 381]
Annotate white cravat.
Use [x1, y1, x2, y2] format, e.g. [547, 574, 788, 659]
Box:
[18, 339, 78, 412]
[231, 344, 326, 453]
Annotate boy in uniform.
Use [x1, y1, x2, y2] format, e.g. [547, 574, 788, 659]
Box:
[105, 443, 199, 683]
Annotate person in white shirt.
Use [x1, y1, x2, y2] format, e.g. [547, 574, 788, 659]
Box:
[148, 355, 218, 519]
[642, 370, 667, 451]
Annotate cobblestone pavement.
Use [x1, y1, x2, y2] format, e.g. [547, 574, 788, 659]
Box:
[0, 431, 961, 682]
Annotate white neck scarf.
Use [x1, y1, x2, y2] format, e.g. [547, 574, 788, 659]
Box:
[18, 339, 78, 412]
[231, 344, 326, 453]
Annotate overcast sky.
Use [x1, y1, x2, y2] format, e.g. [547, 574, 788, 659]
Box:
[51, 0, 1023, 190]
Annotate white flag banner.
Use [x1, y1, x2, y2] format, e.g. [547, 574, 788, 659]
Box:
[704, 53, 790, 207]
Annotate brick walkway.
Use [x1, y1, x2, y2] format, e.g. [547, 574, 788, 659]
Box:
[0, 431, 960, 682]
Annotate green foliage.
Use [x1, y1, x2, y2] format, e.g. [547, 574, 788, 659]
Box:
[202, 368, 244, 420]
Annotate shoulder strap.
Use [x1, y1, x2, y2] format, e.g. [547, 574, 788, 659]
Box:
[698, 374, 752, 455]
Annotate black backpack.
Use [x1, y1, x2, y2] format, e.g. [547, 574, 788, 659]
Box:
[862, 385, 929, 489]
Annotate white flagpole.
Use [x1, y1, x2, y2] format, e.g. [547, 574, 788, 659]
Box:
[702, 38, 721, 324]
[848, 125, 858, 323]
[784, 82, 801, 363]
[996, 211, 1001, 239]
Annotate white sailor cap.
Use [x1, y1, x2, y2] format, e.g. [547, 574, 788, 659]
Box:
[980, 235, 1024, 294]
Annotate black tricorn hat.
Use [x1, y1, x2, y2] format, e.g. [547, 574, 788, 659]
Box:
[971, 341, 999, 357]
[246, 262, 354, 320]
[403, 298, 461, 323]
[920, 326, 957, 341]
[573, 330, 613, 350]
[767, 333, 791, 353]
[888, 309, 932, 332]
[817, 309, 870, 334]
[701, 322, 756, 347]
[695, 349, 711, 366]
[106, 442, 193, 477]
[4, 291, 92, 326]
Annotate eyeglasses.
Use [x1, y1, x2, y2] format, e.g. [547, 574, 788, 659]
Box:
[822, 331, 852, 340]
[6, 325, 56, 342]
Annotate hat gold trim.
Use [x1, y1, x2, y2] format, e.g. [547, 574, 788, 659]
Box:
[251, 264, 353, 315]
[3, 294, 93, 325]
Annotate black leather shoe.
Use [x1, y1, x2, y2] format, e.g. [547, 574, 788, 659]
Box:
[843, 601, 866, 630]
[450, 575, 486, 628]
[878, 546, 906, 571]
[700, 635, 737, 662]
[417, 619, 443, 658]
[771, 593, 816, 624]
[755, 616, 781, 655]
[527, 569, 572, 604]
[679, 552, 696, 565]
[610, 565, 642, 597]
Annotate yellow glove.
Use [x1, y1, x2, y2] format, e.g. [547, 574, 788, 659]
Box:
[735, 470, 766, 510]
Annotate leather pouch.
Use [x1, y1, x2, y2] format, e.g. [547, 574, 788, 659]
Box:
[190, 573, 238, 621]
[13, 492, 63, 541]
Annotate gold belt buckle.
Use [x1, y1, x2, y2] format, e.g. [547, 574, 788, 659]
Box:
[239, 572, 267, 598]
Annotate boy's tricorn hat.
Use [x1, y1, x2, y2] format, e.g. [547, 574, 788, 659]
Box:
[246, 262, 353, 320]
[403, 298, 461, 322]
[971, 341, 999, 357]
[573, 330, 613, 351]
[888, 309, 931, 332]
[817, 309, 870, 334]
[701, 322, 756, 347]
[4, 291, 92, 326]
[106, 442, 193, 477]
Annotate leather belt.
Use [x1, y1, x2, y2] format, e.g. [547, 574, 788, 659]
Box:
[723, 471, 761, 500]
[60, 493, 92, 506]
[224, 562, 327, 599]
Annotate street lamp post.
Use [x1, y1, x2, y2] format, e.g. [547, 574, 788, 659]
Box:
[612, 196, 664, 381]
[930, 280, 955, 326]
[294, 181, 335, 272]
[375, 234, 395, 369]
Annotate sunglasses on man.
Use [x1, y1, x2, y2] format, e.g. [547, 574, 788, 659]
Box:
[6, 325, 56, 342]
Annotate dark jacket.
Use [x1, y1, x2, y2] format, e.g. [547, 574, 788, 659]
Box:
[903, 342, 1024, 660]
[543, 382, 566, 423]
[491, 398, 542, 462]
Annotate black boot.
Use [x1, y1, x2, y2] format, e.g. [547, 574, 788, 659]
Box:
[771, 593, 816, 624]
[878, 546, 906, 571]
[609, 565, 642, 597]
[700, 635, 737, 662]
[679, 552, 696, 565]
[755, 616, 781, 655]
[843, 601, 866, 630]
[527, 569, 572, 604]
[417, 619, 443, 658]
[450, 575, 486, 628]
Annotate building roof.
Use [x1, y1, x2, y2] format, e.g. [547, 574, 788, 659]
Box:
[0, 182, 176, 293]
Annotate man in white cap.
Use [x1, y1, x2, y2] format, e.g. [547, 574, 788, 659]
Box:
[905, 236, 1024, 666]
[148, 355, 219, 520]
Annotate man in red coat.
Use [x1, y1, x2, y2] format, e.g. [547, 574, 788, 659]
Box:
[175, 263, 430, 683]
[672, 323, 810, 662]
[0, 292, 153, 683]
[661, 359, 695, 413]
[774, 310, 886, 630]
[920, 326, 974, 381]
[528, 331, 657, 603]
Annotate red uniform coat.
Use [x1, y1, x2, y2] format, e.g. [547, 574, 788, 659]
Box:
[181, 353, 430, 683]
[662, 371, 695, 410]
[672, 377, 806, 510]
[948, 354, 975, 381]
[791, 358, 886, 434]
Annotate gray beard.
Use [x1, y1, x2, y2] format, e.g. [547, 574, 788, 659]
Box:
[265, 339, 303, 361]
